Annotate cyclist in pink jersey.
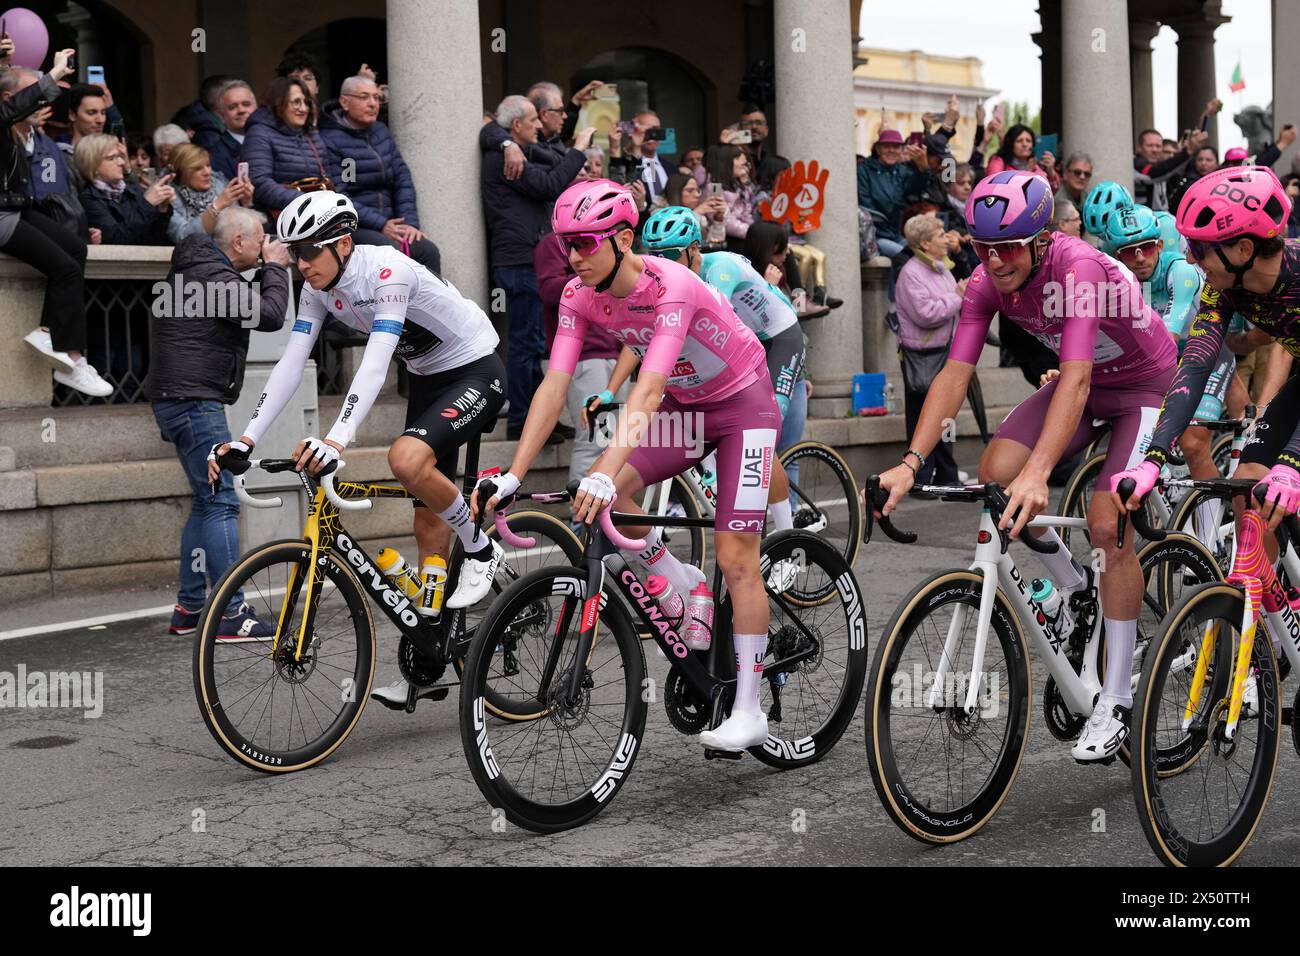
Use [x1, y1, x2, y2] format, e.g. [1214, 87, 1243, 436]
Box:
[472, 180, 782, 751]
[874, 170, 1178, 762]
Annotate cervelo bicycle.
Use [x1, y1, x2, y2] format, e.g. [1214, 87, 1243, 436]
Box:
[193, 453, 581, 773]
[1128, 476, 1300, 866]
[588, 401, 862, 574]
[861, 477, 1220, 845]
[458, 478, 867, 833]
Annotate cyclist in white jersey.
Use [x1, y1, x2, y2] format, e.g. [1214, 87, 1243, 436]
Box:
[207, 192, 506, 708]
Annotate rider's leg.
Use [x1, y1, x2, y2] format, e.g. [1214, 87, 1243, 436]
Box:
[1226, 371, 1249, 419]
[1086, 490, 1141, 701]
[714, 530, 769, 723]
[389, 437, 490, 557]
[413, 506, 453, 566]
[768, 459, 792, 530]
[613, 458, 706, 597]
[1181, 424, 1225, 550]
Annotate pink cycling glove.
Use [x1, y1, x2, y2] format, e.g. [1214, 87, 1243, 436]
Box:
[1255, 464, 1300, 516]
[1110, 459, 1161, 501]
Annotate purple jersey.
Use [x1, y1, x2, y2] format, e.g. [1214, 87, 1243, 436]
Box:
[950, 234, 1176, 385]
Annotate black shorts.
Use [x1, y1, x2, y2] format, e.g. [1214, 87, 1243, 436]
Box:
[762, 323, 806, 414]
[401, 352, 506, 496]
[1241, 371, 1300, 471]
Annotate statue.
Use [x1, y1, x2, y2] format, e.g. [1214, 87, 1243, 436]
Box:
[1233, 102, 1273, 156]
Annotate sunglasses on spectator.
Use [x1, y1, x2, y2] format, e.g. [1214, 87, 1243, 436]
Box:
[971, 233, 1039, 263]
[556, 228, 623, 257]
[1116, 239, 1161, 263]
[289, 234, 348, 262]
[1067, 167, 1092, 178]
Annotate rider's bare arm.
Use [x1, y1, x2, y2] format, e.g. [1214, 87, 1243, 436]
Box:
[590, 369, 667, 482]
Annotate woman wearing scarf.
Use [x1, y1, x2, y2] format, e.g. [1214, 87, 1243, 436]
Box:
[75, 133, 173, 245]
[894, 214, 966, 484]
[165, 144, 256, 243]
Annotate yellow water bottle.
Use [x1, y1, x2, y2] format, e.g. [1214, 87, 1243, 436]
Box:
[376, 548, 423, 599]
[421, 555, 449, 619]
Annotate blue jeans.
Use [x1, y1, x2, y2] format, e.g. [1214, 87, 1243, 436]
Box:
[153, 400, 244, 614]
[779, 378, 809, 507]
[494, 266, 546, 428]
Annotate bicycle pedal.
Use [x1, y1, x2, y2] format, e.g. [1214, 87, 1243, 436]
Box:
[703, 748, 746, 761]
[1284, 706, 1294, 724]
[1074, 755, 1117, 767]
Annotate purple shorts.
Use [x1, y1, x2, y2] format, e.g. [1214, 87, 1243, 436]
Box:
[627, 372, 782, 534]
[994, 367, 1177, 490]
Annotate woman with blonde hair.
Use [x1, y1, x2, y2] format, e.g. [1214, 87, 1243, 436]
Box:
[165, 143, 254, 242]
[76, 133, 174, 245]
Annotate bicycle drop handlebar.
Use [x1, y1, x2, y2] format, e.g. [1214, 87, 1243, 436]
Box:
[863, 476, 1058, 554]
[225, 458, 372, 512]
[484, 478, 646, 552]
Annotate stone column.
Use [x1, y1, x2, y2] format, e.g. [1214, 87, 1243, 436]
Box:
[773, 0, 863, 415]
[1274, 0, 1300, 173]
[1170, 14, 1225, 148]
[387, 0, 487, 303]
[1032, 0, 1063, 140]
[1062, 0, 1134, 193]
[1129, 19, 1160, 143]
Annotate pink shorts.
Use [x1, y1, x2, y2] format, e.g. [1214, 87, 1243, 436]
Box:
[993, 367, 1176, 490]
[627, 373, 781, 534]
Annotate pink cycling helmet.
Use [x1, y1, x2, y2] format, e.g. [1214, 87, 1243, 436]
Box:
[1176, 165, 1291, 244]
[551, 179, 639, 235]
[1223, 146, 1249, 164]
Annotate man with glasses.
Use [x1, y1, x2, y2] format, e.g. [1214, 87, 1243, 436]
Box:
[875, 170, 1178, 763]
[1056, 151, 1093, 209]
[210, 191, 508, 710]
[320, 74, 441, 275]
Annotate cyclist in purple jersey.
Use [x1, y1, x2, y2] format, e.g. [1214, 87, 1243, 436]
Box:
[471, 180, 783, 751]
[875, 170, 1178, 762]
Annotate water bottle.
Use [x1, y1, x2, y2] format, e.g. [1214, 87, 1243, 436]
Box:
[421, 555, 449, 619]
[646, 575, 684, 625]
[376, 548, 423, 600]
[683, 582, 715, 651]
[1031, 578, 1074, 639]
[884, 382, 896, 415]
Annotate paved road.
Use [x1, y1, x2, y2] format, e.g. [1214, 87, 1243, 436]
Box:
[3, 496, 1298, 866]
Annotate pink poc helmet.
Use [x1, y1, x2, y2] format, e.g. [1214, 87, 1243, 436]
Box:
[551, 179, 640, 291]
[1176, 165, 1291, 285]
[1223, 146, 1249, 165]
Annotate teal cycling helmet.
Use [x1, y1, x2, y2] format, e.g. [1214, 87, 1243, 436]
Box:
[642, 205, 702, 251]
[1104, 204, 1161, 251]
[1154, 209, 1185, 254]
[1082, 180, 1134, 244]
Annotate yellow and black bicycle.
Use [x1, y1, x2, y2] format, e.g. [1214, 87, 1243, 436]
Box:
[193, 455, 581, 774]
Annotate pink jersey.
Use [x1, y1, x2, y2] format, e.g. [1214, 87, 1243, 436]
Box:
[550, 256, 767, 404]
[950, 233, 1176, 386]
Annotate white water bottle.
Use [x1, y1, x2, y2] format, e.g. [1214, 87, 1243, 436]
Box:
[646, 575, 684, 624]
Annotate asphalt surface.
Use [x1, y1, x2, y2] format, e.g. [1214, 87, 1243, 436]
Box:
[3, 496, 1299, 867]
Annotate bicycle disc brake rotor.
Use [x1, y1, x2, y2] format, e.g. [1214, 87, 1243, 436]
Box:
[1043, 676, 1085, 741]
[398, 635, 445, 687]
[664, 666, 709, 734]
[545, 665, 592, 730]
[274, 632, 320, 683]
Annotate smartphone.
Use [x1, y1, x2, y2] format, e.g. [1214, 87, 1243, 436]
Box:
[2, 19, 7, 39]
[906, 131, 924, 147]
[992, 103, 1004, 125]
[733, 129, 752, 144]
[237, 161, 250, 182]
[707, 182, 723, 198]
[616, 120, 635, 136]
[595, 83, 618, 100]
[644, 127, 666, 142]
[86, 65, 105, 87]
[1200, 112, 1211, 132]
[67, 51, 76, 72]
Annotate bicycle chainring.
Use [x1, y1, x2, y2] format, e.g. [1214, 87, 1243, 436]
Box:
[1043, 676, 1085, 741]
[398, 635, 446, 687]
[664, 667, 709, 734]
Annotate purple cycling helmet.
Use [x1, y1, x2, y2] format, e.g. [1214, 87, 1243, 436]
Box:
[965, 170, 1055, 240]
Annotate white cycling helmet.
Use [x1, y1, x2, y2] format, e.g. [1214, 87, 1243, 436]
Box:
[277, 191, 359, 244]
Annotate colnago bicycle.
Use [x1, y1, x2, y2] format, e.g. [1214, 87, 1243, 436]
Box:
[193, 450, 582, 774]
[1128, 476, 1300, 866]
[588, 402, 862, 573]
[861, 477, 1221, 845]
[458, 478, 867, 833]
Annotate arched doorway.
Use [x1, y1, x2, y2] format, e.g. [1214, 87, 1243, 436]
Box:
[281, 17, 387, 107]
[571, 46, 712, 162]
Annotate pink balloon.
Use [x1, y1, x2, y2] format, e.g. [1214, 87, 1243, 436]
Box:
[2, 7, 50, 71]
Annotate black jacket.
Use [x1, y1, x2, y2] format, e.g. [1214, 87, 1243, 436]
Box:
[0, 73, 60, 201]
[144, 235, 291, 403]
[479, 124, 585, 268]
[80, 182, 172, 244]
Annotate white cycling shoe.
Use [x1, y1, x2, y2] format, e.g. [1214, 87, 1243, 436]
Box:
[766, 557, 800, 595]
[699, 711, 768, 751]
[446, 540, 503, 609]
[370, 678, 447, 711]
[1240, 671, 1259, 719]
[1071, 694, 1131, 762]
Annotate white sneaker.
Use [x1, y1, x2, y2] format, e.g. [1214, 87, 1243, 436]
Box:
[23, 328, 75, 372]
[699, 710, 768, 750]
[446, 540, 503, 609]
[1071, 694, 1131, 762]
[53, 358, 113, 398]
[767, 557, 800, 595]
[1240, 671, 1258, 719]
[370, 678, 442, 710]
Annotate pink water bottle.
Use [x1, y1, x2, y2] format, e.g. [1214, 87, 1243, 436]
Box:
[646, 575, 685, 624]
[684, 582, 714, 651]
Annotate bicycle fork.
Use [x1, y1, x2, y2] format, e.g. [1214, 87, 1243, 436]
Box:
[928, 512, 1002, 715]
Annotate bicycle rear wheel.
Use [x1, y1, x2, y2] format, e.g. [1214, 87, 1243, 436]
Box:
[779, 441, 861, 572]
[459, 566, 648, 833]
[1131, 583, 1282, 866]
[194, 540, 374, 773]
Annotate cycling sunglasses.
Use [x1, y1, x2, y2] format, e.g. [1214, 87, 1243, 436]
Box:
[1116, 239, 1161, 264]
[288, 234, 348, 262]
[651, 246, 685, 261]
[971, 233, 1038, 264]
[556, 228, 621, 257]
[1184, 237, 1216, 261]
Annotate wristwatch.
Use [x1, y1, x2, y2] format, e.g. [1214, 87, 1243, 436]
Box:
[500, 140, 519, 151]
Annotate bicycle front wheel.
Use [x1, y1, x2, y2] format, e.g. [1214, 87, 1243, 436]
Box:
[194, 540, 374, 773]
[459, 566, 648, 833]
[1131, 583, 1282, 866]
[779, 441, 861, 571]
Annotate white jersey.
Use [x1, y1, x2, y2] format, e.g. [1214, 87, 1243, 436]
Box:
[245, 244, 498, 448]
[298, 244, 498, 376]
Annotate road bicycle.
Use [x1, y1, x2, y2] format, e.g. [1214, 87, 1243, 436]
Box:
[588, 402, 862, 575]
[1128, 476, 1300, 866]
[861, 476, 1220, 845]
[458, 478, 867, 833]
[193, 445, 581, 774]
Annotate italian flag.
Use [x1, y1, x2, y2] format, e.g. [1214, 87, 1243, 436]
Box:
[1230, 62, 1246, 93]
